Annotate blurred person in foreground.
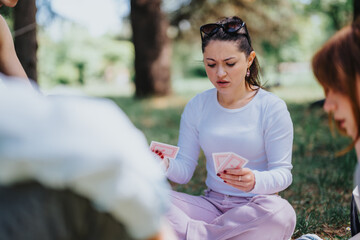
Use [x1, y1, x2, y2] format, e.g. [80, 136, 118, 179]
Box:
[0, 3, 176, 239]
[311, 18, 360, 239]
[0, 77, 176, 239]
[155, 16, 296, 239]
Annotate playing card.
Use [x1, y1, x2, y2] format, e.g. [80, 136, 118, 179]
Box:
[212, 152, 232, 172]
[150, 141, 179, 159]
[217, 152, 248, 173]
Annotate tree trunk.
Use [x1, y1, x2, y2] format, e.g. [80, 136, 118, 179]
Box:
[130, 0, 171, 97]
[355, 0, 360, 21]
[14, 0, 37, 82]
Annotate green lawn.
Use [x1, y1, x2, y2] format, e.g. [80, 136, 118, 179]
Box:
[104, 78, 356, 240]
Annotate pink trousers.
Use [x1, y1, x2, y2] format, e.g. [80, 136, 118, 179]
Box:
[166, 189, 296, 240]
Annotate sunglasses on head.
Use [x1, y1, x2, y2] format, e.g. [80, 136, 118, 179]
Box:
[200, 21, 251, 46]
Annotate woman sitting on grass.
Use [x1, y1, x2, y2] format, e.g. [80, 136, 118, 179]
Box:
[155, 16, 296, 240]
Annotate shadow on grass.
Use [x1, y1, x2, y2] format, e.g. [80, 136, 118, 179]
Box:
[107, 95, 356, 239]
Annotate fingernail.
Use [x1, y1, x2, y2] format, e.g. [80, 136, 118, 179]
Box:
[217, 173, 220, 176]
[155, 150, 159, 153]
[224, 180, 227, 183]
[224, 170, 227, 174]
[161, 156, 164, 159]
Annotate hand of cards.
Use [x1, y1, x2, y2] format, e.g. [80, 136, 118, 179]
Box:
[150, 141, 179, 172]
[213, 152, 248, 173]
[150, 141, 179, 160]
[149, 141, 248, 174]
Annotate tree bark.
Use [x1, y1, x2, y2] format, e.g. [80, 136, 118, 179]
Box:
[14, 0, 37, 82]
[355, 0, 360, 21]
[130, 0, 171, 97]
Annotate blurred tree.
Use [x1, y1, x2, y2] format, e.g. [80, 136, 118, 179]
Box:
[14, 0, 37, 82]
[0, 5, 11, 17]
[130, 0, 171, 97]
[355, 0, 360, 20]
[303, 0, 353, 108]
[302, 0, 352, 30]
[165, 0, 298, 85]
[75, 61, 85, 85]
[169, 0, 296, 53]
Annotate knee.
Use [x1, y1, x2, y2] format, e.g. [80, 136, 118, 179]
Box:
[271, 199, 296, 236]
[281, 200, 296, 225]
[255, 195, 296, 229]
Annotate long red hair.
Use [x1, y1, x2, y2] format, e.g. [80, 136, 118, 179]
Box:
[312, 18, 360, 154]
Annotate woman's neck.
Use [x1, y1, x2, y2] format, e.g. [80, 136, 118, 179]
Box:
[218, 84, 258, 109]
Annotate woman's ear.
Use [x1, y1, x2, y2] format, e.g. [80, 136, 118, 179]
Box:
[248, 51, 256, 67]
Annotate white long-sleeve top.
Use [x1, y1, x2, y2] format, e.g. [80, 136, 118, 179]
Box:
[0, 76, 170, 239]
[166, 88, 294, 197]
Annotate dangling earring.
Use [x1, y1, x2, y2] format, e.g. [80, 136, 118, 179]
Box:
[246, 68, 250, 77]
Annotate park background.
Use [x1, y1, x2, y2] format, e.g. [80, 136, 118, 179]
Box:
[1, 0, 359, 239]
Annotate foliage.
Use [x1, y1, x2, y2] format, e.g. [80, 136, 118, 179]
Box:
[172, 41, 206, 78]
[300, 0, 353, 30]
[166, 0, 353, 79]
[0, 5, 12, 18]
[169, 0, 296, 43]
[32, 0, 354, 93]
[37, 24, 134, 88]
[168, 0, 298, 66]
[0, 6, 13, 31]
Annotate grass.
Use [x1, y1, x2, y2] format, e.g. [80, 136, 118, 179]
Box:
[102, 77, 357, 240]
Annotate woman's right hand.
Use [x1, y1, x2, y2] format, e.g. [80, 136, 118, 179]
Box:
[148, 218, 177, 240]
[151, 149, 170, 171]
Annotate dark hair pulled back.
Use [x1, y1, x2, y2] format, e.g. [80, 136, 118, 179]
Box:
[201, 16, 261, 88]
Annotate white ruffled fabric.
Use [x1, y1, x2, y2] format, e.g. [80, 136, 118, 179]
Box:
[0, 76, 170, 239]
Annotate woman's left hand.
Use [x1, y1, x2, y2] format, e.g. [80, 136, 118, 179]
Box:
[217, 168, 255, 192]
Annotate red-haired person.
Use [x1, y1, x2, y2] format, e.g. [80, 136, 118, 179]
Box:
[312, 18, 360, 186]
[312, 18, 360, 238]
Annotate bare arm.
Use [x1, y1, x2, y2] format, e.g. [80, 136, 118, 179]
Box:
[0, 15, 27, 78]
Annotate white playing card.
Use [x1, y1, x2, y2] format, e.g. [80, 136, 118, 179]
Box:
[218, 152, 248, 173]
[212, 152, 232, 172]
[150, 141, 179, 159]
